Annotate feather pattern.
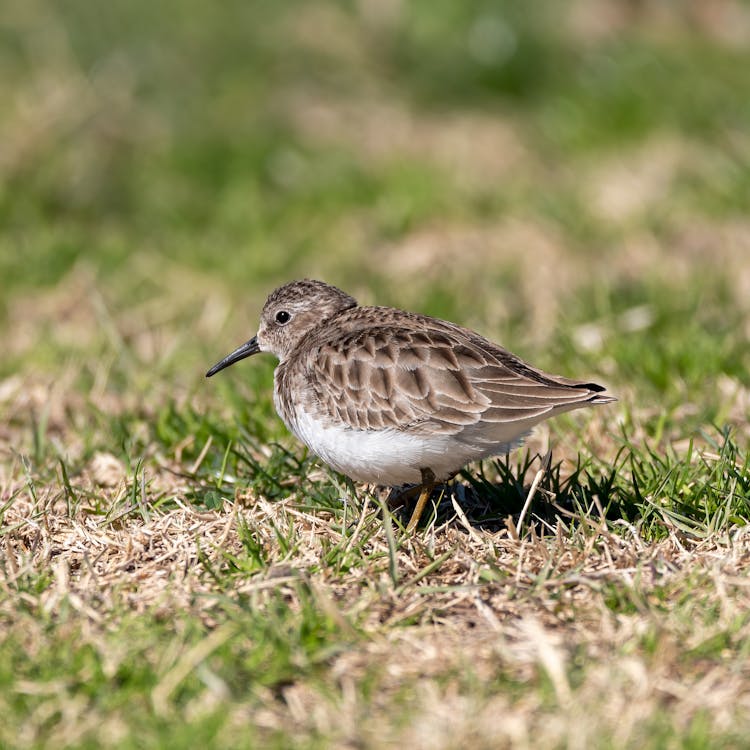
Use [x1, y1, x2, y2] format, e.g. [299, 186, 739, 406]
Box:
[277, 307, 612, 442]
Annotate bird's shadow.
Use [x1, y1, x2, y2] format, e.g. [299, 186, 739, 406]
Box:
[225, 438, 629, 535]
[387, 450, 630, 534]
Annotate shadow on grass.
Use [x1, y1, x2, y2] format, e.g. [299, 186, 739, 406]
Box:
[387, 448, 631, 536]
[389, 428, 750, 540]
[186, 421, 748, 543]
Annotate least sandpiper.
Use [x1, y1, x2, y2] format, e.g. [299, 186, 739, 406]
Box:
[207, 280, 615, 530]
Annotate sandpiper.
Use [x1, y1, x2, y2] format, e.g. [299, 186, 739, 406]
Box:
[207, 280, 615, 531]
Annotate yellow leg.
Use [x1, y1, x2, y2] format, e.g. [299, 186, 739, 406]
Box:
[405, 468, 436, 533]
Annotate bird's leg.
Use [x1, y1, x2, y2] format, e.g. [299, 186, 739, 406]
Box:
[406, 468, 437, 533]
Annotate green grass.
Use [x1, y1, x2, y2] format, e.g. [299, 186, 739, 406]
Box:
[2, 1, 750, 748]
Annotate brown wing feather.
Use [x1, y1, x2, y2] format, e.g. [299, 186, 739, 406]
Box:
[304, 327, 486, 434]
[299, 315, 609, 437]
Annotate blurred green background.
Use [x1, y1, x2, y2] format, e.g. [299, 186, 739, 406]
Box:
[2, 0, 750, 440]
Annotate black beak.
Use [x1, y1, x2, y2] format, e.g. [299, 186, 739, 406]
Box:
[205, 336, 261, 377]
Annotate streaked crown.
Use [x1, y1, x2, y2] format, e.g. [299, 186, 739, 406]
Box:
[257, 280, 357, 361]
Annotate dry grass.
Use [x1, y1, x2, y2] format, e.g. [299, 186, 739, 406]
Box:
[2, 236, 749, 746]
[3, 394, 750, 748]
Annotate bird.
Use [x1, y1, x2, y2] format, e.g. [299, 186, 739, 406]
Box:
[206, 279, 615, 531]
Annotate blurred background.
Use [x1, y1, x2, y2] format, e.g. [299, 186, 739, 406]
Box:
[2, 0, 750, 461]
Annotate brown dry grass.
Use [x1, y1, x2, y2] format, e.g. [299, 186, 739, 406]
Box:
[3, 403, 750, 748]
[2, 220, 750, 743]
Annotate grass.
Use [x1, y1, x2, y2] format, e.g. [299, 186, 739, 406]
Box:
[3, 1, 750, 747]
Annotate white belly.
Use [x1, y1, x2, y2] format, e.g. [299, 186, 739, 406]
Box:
[280, 403, 473, 486]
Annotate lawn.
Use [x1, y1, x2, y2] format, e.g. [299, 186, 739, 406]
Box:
[2, 1, 750, 747]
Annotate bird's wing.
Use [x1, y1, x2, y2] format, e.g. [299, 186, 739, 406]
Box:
[303, 323, 608, 437]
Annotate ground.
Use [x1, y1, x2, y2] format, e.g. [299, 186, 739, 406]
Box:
[2, 2, 750, 748]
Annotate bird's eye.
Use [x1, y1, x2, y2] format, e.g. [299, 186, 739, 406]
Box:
[275, 310, 291, 325]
